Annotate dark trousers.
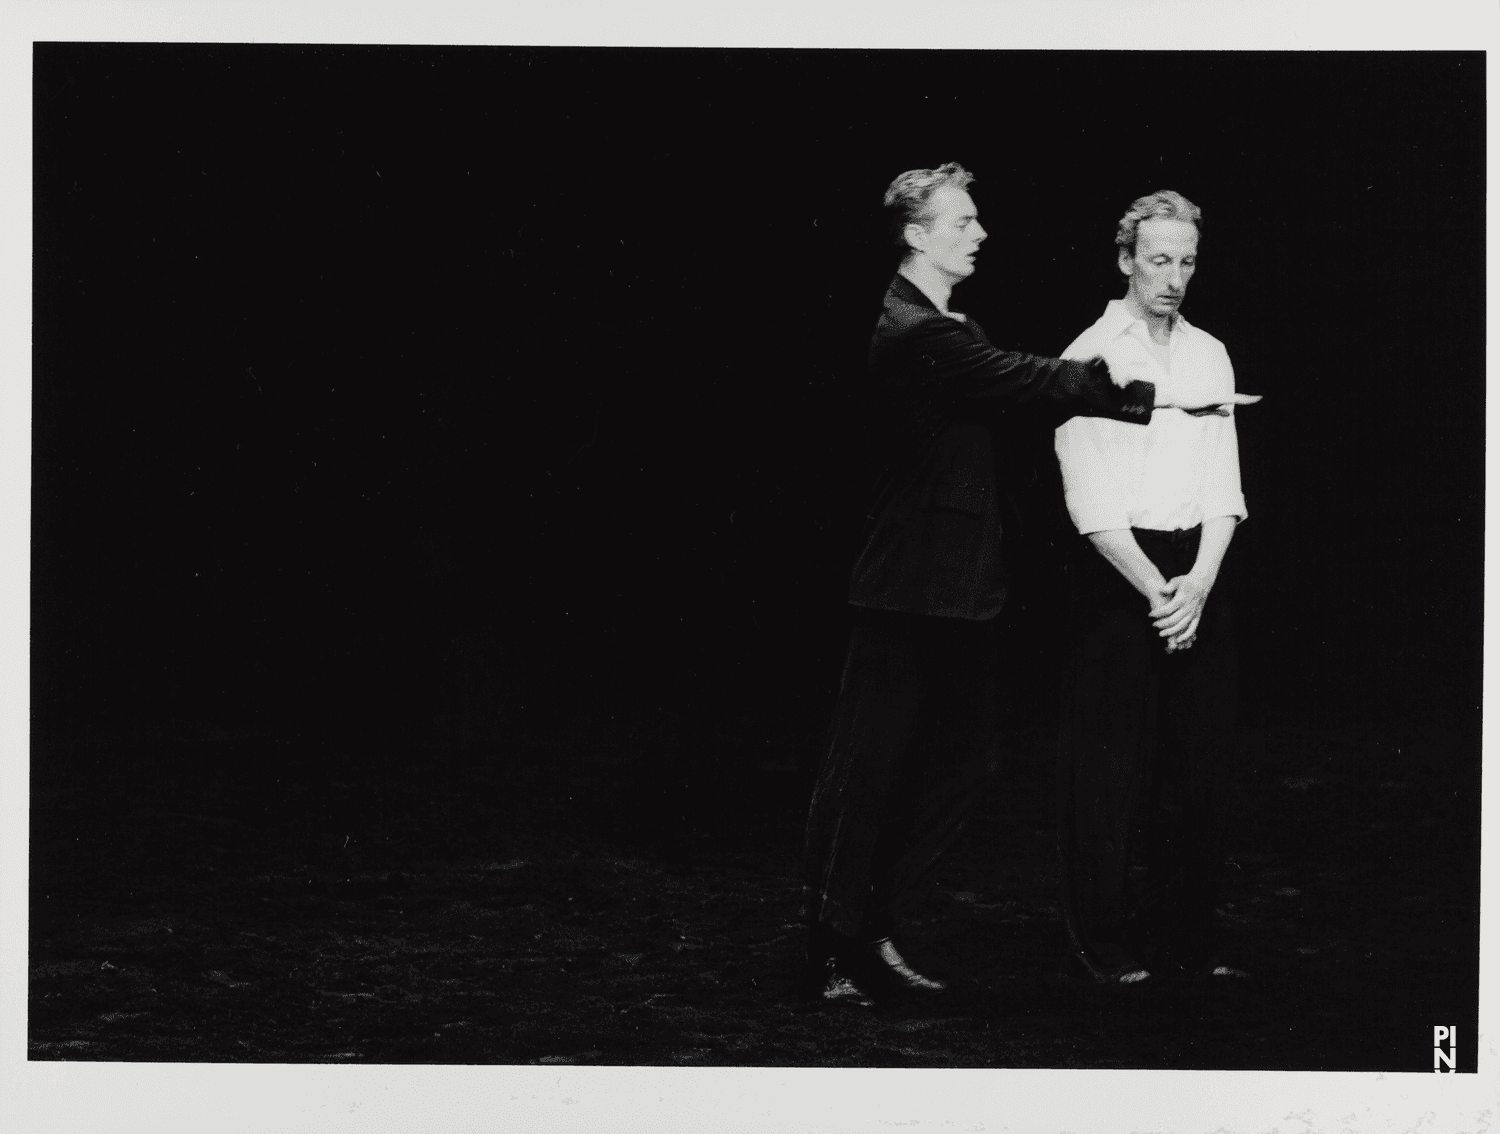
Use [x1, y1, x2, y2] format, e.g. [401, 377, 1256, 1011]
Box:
[804, 606, 1001, 943]
[1056, 526, 1236, 978]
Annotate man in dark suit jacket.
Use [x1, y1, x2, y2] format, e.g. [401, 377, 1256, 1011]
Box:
[801, 163, 1171, 1003]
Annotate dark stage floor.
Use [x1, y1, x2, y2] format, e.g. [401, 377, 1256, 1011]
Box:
[28, 719, 1478, 1070]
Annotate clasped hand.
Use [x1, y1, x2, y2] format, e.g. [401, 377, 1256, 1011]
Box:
[1149, 574, 1211, 653]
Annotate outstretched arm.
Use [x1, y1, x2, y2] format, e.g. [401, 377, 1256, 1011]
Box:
[896, 316, 1155, 426]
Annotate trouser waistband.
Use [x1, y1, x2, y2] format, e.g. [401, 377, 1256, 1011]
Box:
[1131, 524, 1202, 551]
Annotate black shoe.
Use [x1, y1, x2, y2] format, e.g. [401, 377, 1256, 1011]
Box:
[1063, 948, 1151, 986]
[822, 964, 879, 1007]
[797, 952, 877, 1007]
[1206, 962, 1251, 979]
[853, 937, 947, 995]
[801, 925, 945, 1002]
[799, 922, 861, 1003]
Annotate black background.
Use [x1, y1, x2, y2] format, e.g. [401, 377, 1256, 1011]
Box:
[30, 46, 1484, 1066]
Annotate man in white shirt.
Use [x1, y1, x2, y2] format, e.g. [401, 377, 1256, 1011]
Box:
[1053, 190, 1248, 984]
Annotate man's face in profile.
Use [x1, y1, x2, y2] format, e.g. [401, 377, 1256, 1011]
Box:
[912, 186, 987, 282]
[1121, 216, 1199, 319]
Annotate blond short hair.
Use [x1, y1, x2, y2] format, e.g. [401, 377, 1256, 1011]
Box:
[883, 163, 975, 252]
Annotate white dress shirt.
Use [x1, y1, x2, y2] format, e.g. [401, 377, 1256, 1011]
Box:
[1054, 299, 1247, 535]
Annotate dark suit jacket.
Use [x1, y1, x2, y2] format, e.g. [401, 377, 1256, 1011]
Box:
[847, 273, 1155, 621]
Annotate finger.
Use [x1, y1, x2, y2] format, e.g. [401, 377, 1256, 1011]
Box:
[1166, 617, 1202, 648]
[1152, 599, 1189, 624]
[1156, 611, 1196, 637]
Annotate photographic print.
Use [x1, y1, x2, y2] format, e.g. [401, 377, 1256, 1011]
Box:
[9, 6, 1495, 1132]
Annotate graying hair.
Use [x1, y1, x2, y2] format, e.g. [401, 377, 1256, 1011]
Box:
[883, 163, 975, 251]
[1115, 189, 1202, 255]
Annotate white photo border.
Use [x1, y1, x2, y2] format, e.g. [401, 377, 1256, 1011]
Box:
[2, 2, 1495, 1131]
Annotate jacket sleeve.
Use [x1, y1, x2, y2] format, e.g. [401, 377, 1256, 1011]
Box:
[897, 314, 1154, 427]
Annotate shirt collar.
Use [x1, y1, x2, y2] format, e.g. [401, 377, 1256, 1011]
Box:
[1099, 297, 1192, 341]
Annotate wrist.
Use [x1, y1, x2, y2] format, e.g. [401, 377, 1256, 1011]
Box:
[1136, 573, 1168, 600]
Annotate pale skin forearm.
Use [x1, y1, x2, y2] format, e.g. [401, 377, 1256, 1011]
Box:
[1085, 529, 1171, 605]
[1187, 515, 1238, 592]
[1086, 516, 1238, 650]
